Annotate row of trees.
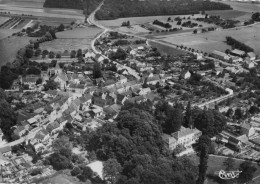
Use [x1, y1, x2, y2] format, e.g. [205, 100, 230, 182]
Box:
[226, 36, 254, 53]
[153, 20, 172, 29]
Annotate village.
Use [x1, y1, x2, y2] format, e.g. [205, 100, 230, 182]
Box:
[0, 24, 260, 182]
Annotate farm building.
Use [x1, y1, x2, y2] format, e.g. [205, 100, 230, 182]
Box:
[211, 50, 231, 61]
[231, 49, 245, 57]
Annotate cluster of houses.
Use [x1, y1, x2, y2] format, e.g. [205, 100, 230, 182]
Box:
[211, 49, 258, 69]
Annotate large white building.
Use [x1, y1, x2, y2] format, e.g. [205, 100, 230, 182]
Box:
[163, 126, 202, 150]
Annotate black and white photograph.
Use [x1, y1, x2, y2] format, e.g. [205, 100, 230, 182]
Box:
[0, 0, 260, 183]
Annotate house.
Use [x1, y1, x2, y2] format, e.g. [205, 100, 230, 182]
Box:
[67, 83, 87, 94]
[231, 49, 245, 57]
[244, 60, 255, 69]
[79, 94, 92, 108]
[13, 126, 27, 137]
[0, 153, 10, 166]
[247, 52, 256, 60]
[53, 73, 68, 90]
[117, 75, 127, 84]
[95, 54, 105, 63]
[179, 70, 191, 80]
[211, 50, 231, 61]
[34, 143, 44, 153]
[46, 121, 60, 134]
[21, 75, 40, 88]
[0, 146, 12, 157]
[240, 123, 256, 138]
[84, 51, 96, 59]
[228, 137, 242, 151]
[45, 90, 58, 98]
[162, 126, 201, 150]
[138, 88, 151, 96]
[34, 129, 49, 143]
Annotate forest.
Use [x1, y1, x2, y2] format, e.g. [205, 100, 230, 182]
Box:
[95, 0, 232, 20]
[44, 0, 232, 20]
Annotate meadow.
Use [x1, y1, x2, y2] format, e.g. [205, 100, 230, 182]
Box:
[148, 41, 186, 56]
[56, 27, 102, 39]
[0, 36, 33, 67]
[156, 23, 260, 54]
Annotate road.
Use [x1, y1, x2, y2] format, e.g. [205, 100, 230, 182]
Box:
[0, 127, 41, 148]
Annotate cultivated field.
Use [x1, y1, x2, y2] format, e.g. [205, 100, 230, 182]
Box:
[206, 9, 249, 20]
[0, 1, 84, 20]
[0, 36, 33, 66]
[0, 16, 8, 24]
[149, 41, 186, 56]
[56, 27, 102, 39]
[223, 1, 260, 13]
[0, 29, 19, 40]
[0, 0, 45, 8]
[156, 23, 260, 54]
[40, 39, 92, 53]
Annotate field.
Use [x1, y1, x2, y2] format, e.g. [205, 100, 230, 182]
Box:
[222, 1, 260, 13]
[0, 0, 45, 8]
[156, 23, 260, 54]
[0, 1, 84, 20]
[98, 14, 206, 28]
[188, 154, 260, 184]
[0, 29, 19, 40]
[206, 10, 249, 20]
[56, 27, 102, 39]
[0, 16, 8, 24]
[40, 27, 103, 52]
[149, 40, 186, 56]
[0, 36, 33, 67]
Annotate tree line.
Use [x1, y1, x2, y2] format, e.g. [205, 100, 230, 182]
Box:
[226, 36, 254, 53]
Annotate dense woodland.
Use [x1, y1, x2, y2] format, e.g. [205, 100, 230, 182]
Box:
[44, 0, 232, 20]
[95, 0, 232, 20]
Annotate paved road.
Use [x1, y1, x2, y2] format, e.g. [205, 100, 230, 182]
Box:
[0, 127, 41, 148]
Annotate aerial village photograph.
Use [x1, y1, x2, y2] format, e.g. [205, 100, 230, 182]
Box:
[0, 0, 260, 183]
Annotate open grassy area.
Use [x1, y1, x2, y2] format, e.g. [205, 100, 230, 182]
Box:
[56, 27, 102, 39]
[188, 154, 260, 184]
[206, 10, 249, 20]
[39, 174, 83, 184]
[0, 36, 33, 67]
[149, 40, 186, 56]
[222, 1, 260, 13]
[156, 23, 260, 54]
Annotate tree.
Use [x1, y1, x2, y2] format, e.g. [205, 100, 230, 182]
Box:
[25, 48, 34, 58]
[34, 42, 39, 49]
[223, 157, 235, 171]
[103, 159, 122, 184]
[238, 161, 257, 183]
[184, 101, 193, 128]
[193, 29, 197, 34]
[27, 66, 41, 75]
[36, 78, 42, 85]
[77, 49, 83, 58]
[56, 53, 61, 58]
[0, 89, 17, 141]
[234, 108, 243, 120]
[52, 136, 72, 152]
[43, 80, 59, 91]
[45, 148, 72, 170]
[49, 51, 55, 59]
[93, 61, 102, 79]
[71, 167, 81, 176]
[196, 143, 209, 184]
[57, 24, 65, 32]
[70, 50, 76, 58]
[34, 48, 42, 57]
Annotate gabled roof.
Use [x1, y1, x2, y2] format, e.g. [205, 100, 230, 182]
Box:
[232, 49, 245, 56]
[79, 94, 92, 103]
[172, 126, 201, 140]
